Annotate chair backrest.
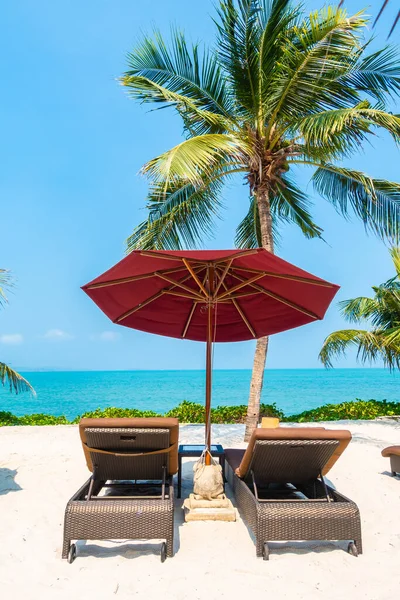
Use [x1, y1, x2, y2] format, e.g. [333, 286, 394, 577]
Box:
[236, 427, 351, 482]
[79, 417, 179, 479]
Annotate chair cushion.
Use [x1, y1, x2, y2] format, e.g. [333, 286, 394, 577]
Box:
[381, 445, 400, 458]
[79, 417, 179, 475]
[235, 427, 351, 479]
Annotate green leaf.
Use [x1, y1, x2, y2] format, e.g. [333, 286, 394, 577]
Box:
[235, 195, 262, 248]
[0, 269, 13, 308]
[271, 176, 323, 239]
[142, 134, 245, 187]
[342, 45, 400, 105]
[319, 329, 394, 368]
[126, 166, 240, 251]
[312, 164, 400, 240]
[296, 104, 400, 161]
[320, 246, 400, 370]
[122, 28, 235, 134]
[0, 363, 35, 395]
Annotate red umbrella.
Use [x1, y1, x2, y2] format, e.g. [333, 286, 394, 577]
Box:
[83, 248, 339, 453]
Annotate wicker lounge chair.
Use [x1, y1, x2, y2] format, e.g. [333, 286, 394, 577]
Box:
[225, 427, 362, 560]
[62, 417, 179, 563]
[381, 446, 400, 476]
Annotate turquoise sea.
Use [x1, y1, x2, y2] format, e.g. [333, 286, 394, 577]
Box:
[0, 369, 398, 420]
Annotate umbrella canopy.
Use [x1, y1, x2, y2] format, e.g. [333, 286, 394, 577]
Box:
[83, 248, 339, 451]
[83, 248, 339, 341]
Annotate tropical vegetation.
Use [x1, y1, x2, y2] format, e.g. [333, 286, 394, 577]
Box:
[0, 269, 34, 395]
[320, 247, 400, 369]
[121, 0, 400, 440]
[370, 0, 399, 38]
[288, 398, 400, 422]
[1, 398, 398, 426]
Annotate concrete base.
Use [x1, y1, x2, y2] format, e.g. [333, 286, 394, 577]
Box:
[183, 495, 236, 522]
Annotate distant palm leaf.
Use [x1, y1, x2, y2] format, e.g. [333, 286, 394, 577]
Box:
[0, 362, 35, 395]
[373, 1, 400, 38]
[0, 269, 35, 395]
[341, 1, 400, 38]
[0, 269, 13, 308]
[320, 247, 400, 370]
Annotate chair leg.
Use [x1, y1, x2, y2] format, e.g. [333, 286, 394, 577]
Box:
[354, 537, 363, 555]
[167, 478, 174, 557]
[256, 537, 264, 558]
[62, 536, 71, 559]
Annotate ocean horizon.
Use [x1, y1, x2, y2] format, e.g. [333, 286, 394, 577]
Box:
[0, 368, 398, 420]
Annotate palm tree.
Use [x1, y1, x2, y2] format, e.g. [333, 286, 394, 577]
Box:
[340, 1, 399, 38]
[320, 247, 400, 369]
[375, 2, 400, 38]
[121, 0, 400, 440]
[0, 269, 34, 394]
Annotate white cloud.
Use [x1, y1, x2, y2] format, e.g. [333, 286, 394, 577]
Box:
[91, 331, 120, 342]
[43, 329, 74, 341]
[0, 333, 23, 345]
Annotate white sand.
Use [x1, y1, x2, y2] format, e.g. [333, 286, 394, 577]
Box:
[1, 420, 400, 600]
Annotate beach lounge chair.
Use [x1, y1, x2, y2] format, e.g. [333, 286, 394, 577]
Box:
[381, 446, 400, 476]
[225, 427, 362, 560]
[62, 417, 179, 563]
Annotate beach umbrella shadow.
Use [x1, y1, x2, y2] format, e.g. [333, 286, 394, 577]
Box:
[0, 467, 22, 495]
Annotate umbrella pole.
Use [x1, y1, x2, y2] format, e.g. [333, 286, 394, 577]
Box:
[205, 332, 212, 465]
[205, 266, 214, 466]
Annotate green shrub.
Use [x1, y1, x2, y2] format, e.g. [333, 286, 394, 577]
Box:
[0, 411, 69, 426]
[260, 403, 285, 421]
[286, 399, 400, 422]
[73, 406, 162, 423]
[165, 400, 283, 423]
[17, 413, 70, 425]
[166, 400, 205, 422]
[0, 411, 20, 426]
[1, 398, 399, 426]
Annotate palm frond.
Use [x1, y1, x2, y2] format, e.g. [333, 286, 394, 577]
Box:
[338, 296, 381, 323]
[342, 45, 400, 105]
[215, 0, 263, 118]
[321, 245, 400, 369]
[296, 103, 400, 159]
[373, 2, 400, 38]
[235, 177, 323, 248]
[258, 1, 300, 119]
[0, 269, 13, 308]
[389, 246, 400, 279]
[319, 328, 400, 369]
[142, 134, 246, 187]
[0, 362, 35, 395]
[265, 7, 368, 129]
[312, 164, 400, 240]
[122, 74, 233, 135]
[271, 177, 323, 239]
[126, 164, 243, 251]
[122, 28, 234, 134]
[235, 195, 262, 248]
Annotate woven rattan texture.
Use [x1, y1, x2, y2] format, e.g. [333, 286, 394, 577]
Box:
[226, 461, 362, 557]
[85, 428, 170, 480]
[248, 439, 339, 484]
[62, 478, 174, 558]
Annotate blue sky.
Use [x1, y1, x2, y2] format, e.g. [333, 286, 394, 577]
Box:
[1, 0, 399, 371]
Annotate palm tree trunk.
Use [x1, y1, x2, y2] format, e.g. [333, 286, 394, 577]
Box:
[244, 188, 274, 441]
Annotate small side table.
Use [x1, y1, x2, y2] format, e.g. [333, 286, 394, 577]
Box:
[177, 444, 225, 498]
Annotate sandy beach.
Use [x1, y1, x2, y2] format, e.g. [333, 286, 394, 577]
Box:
[1, 420, 400, 600]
